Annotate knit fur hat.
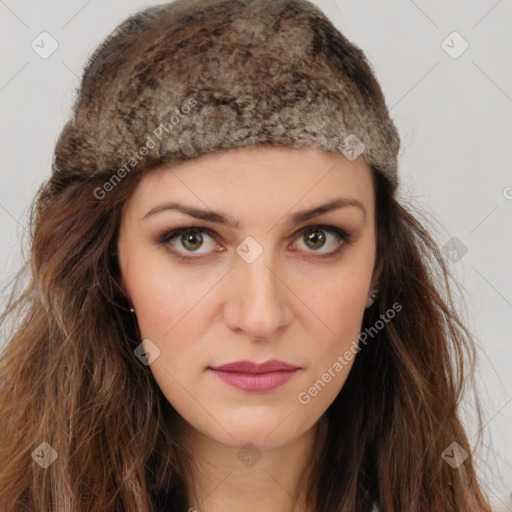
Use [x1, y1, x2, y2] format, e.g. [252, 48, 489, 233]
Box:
[54, 0, 400, 192]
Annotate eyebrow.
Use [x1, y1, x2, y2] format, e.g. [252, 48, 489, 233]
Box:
[141, 197, 366, 228]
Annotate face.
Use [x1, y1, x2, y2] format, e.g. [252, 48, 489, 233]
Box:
[117, 145, 378, 451]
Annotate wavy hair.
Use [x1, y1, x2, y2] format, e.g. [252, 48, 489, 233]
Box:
[0, 0, 492, 510]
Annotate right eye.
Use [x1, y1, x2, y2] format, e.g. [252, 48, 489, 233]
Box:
[157, 225, 221, 259]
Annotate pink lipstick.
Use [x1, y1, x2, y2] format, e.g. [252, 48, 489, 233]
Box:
[209, 360, 300, 392]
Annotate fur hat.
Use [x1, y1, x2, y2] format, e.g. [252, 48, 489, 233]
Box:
[54, 0, 400, 192]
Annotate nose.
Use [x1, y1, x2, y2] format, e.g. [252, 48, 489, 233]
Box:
[222, 245, 292, 342]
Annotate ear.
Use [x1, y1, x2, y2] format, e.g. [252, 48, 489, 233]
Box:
[114, 238, 131, 302]
[118, 273, 127, 296]
[371, 256, 383, 290]
[116, 273, 135, 313]
[366, 256, 383, 308]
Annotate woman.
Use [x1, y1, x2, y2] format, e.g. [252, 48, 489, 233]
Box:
[0, 0, 493, 510]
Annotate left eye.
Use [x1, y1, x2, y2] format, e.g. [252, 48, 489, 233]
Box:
[293, 226, 348, 253]
[158, 224, 350, 259]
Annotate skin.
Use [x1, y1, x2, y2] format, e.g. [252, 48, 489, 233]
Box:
[117, 145, 380, 512]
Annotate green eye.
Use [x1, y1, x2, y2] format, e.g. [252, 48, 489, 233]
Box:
[180, 230, 204, 251]
[303, 228, 327, 250]
[158, 224, 352, 261]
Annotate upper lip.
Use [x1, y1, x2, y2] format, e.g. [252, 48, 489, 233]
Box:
[210, 360, 300, 373]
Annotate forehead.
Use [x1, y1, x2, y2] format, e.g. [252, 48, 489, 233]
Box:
[125, 146, 375, 221]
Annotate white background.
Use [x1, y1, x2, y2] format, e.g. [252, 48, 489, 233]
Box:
[0, 0, 511, 509]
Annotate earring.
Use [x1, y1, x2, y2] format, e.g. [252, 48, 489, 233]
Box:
[129, 307, 135, 313]
[370, 293, 377, 300]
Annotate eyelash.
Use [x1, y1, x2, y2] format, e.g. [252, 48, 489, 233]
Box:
[156, 224, 353, 261]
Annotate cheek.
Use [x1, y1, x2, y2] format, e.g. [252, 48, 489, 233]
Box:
[123, 255, 222, 397]
[315, 255, 372, 332]
[329, 280, 368, 329]
[304, 262, 371, 378]
[126, 264, 209, 403]
[296, 286, 367, 412]
[315, 283, 368, 357]
[123, 248, 206, 339]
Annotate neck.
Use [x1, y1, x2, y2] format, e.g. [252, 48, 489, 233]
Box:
[176, 414, 328, 512]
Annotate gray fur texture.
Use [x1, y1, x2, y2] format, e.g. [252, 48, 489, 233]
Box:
[53, 0, 400, 191]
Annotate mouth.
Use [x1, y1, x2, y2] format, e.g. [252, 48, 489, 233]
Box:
[208, 360, 301, 392]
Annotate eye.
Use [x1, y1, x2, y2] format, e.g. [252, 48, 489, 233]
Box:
[292, 225, 351, 256]
[157, 224, 352, 260]
[158, 225, 219, 258]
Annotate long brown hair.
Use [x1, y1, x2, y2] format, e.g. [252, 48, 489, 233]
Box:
[0, 0, 493, 510]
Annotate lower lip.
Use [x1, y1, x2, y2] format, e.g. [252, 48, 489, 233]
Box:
[209, 369, 298, 392]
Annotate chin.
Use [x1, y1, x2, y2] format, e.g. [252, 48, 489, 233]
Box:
[201, 409, 313, 451]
